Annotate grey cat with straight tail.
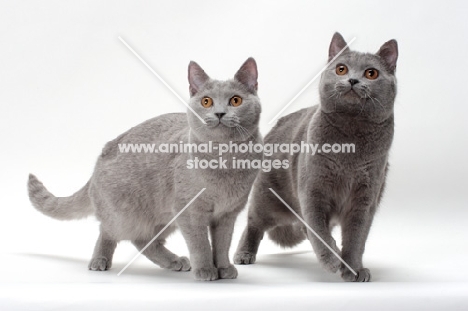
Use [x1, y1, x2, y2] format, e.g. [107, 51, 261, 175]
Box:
[28, 58, 263, 281]
[234, 33, 398, 282]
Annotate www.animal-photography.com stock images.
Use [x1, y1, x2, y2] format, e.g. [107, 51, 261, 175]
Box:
[1, 1, 467, 310]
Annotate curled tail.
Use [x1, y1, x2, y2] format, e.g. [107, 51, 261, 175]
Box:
[28, 174, 94, 220]
[267, 223, 306, 248]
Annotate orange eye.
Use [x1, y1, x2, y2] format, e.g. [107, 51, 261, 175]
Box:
[201, 97, 213, 108]
[364, 68, 379, 80]
[230, 96, 243, 107]
[336, 64, 348, 75]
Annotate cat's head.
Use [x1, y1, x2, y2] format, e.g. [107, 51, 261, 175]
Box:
[320, 32, 398, 121]
[187, 58, 261, 142]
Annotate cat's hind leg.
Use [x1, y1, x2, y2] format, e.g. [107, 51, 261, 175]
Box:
[234, 222, 266, 265]
[234, 188, 283, 265]
[132, 239, 191, 272]
[88, 226, 118, 271]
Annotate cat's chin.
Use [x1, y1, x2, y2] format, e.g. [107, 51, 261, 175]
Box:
[343, 89, 364, 100]
[206, 123, 234, 129]
[337, 90, 366, 106]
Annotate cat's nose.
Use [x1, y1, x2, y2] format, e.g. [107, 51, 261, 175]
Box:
[349, 79, 359, 86]
[215, 113, 226, 119]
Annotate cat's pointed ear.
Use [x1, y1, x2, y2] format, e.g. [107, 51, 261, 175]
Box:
[329, 32, 349, 61]
[377, 39, 398, 74]
[234, 57, 258, 93]
[188, 61, 210, 96]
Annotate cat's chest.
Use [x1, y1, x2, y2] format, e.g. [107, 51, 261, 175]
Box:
[175, 154, 258, 203]
[201, 167, 258, 196]
[309, 123, 393, 167]
[304, 152, 387, 215]
[312, 165, 368, 211]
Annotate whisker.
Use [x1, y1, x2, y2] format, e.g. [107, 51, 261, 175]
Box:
[235, 126, 245, 141]
[238, 125, 250, 141]
[357, 100, 365, 116]
[237, 125, 252, 140]
[372, 97, 385, 109]
[367, 94, 384, 111]
[369, 97, 378, 111]
[236, 126, 247, 140]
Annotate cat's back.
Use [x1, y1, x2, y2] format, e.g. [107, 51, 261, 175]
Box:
[99, 113, 188, 159]
[90, 112, 188, 212]
[88, 113, 188, 238]
[253, 106, 318, 210]
[91, 112, 188, 189]
[266, 106, 318, 144]
[135, 112, 187, 139]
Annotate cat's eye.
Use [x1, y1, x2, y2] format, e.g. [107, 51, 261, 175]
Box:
[336, 64, 348, 75]
[201, 97, 213, 108]
[230, 96, 243, 107]
[364, 68, 379, 80]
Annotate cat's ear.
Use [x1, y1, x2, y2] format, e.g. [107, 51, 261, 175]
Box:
[188, 61, 210, 96]
[377, 39, 398, 74]
[234, 57, 258, 93]
[329, 32, 349, 61]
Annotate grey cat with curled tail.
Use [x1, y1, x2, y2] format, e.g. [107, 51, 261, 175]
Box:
[29, 58, 263, 281]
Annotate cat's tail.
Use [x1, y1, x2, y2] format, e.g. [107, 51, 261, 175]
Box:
[267, 223, 306, 248]
[27, 174, 94, 220]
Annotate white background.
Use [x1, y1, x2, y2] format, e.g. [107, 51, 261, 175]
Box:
[1, 0, 468, 310]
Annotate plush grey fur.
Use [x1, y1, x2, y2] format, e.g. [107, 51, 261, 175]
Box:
[234, 33, 398, 282]
[28, 58, 263, 281]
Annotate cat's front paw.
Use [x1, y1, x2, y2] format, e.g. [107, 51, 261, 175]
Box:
[233, 251, 256, 265]
[88, 257, 111, 271]
[318, 251, 341, 273]
[194, 267, 219, 281]
[341, 268, 371, 282]
[218, 264, 238, 279]
[167, 256, 191, 272]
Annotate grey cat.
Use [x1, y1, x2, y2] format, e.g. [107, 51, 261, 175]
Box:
[234, 33, 398, 282]
[28, 58, 263, 281]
